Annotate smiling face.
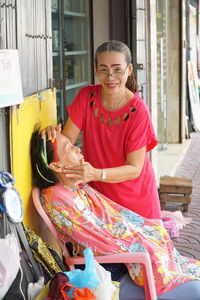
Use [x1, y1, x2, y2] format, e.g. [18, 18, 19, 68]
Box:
[56, 134, 83, 167]
[96, 51, 132, 96]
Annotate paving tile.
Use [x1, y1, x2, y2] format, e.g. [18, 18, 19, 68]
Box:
[173, 243, 200, 260]
[168, 133, 200, 260]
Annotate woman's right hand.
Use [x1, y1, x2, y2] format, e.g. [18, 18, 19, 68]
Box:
[40, 124, 62, 140]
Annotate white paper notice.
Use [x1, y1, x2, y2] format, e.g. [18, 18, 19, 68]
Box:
[0, 49, 23, 108]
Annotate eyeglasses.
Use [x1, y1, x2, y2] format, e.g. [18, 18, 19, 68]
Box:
[96, 64, 129, 78]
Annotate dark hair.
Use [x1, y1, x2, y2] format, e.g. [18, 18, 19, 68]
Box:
[95, 40, 138, 92]
[30, 124, 58, 188]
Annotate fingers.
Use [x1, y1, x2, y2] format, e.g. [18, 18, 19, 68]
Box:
[40, 129, 46, 139]
[56, 123, 62, 133]
[62, 162, 93, 184]
[74, 180, 82, 187]
[66, 173, 82, 179]
[62, 165, 77, 173]
[80, 158, 85, 166]
[62, 162, 87, 173]
[40, 124, 61, 140]
[48, 126, 58, 140]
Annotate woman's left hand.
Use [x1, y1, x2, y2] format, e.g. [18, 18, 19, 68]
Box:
[63, 159, 101, 186]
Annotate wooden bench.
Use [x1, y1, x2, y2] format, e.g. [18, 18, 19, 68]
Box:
[159, 176, 193, 212]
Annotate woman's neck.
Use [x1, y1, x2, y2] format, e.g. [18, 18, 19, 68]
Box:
[56, 173, 79, 189]
[102, 88, 133, 111]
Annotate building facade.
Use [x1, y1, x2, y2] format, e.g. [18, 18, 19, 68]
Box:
[0, 0, 199, 187]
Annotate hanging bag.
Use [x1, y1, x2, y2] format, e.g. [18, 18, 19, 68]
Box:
[0, 233, 20, 299]
[44, 272, 96, 300]
[64, 248, 100, 290]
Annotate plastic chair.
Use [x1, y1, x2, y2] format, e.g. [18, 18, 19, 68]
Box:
[32, 186, 157, 300]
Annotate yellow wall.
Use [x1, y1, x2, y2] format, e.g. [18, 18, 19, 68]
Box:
[10, 89, 57, 229]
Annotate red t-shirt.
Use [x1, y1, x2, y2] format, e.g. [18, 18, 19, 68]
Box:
[68, 84, 161, 219]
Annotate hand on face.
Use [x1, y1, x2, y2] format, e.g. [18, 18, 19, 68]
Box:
[41, 124, 62, 140]
[52, 134, 98, 185]
[62, 159, 97, 186]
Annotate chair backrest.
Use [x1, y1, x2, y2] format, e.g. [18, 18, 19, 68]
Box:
[32, 186, 71, 260]
[32, 186, 157, 300]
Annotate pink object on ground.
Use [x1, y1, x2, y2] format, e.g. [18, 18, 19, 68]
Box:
[161, 217, 180, 238]
[161, 210, 192, 228]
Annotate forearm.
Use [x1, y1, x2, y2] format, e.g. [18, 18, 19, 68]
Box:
[97, 164, 141, 183]
[62, 117, 80, 145]
[64, 147, 146, 185]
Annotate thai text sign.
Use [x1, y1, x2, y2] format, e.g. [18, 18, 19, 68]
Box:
[0, 50, 23, 108]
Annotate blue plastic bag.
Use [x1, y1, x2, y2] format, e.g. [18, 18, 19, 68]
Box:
[64, 248, 100, 292]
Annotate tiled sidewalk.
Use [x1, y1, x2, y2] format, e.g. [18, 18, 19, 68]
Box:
[170, 133, 200, 259]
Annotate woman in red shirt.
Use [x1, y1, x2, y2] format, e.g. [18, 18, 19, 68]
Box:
[44, 40, 161, 219]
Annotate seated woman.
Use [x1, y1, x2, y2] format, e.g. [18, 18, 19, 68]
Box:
[31, 126, 200, 299]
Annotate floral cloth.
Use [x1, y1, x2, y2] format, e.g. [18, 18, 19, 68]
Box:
[42, 184, 200, 295]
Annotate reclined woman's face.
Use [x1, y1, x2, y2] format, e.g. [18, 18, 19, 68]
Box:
[56, 134, 83, 167]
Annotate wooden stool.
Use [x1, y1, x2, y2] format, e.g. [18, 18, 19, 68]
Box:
[159, 176, 193, 212]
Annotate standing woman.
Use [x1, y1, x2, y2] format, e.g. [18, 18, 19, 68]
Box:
[45, 40, 161, 219]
